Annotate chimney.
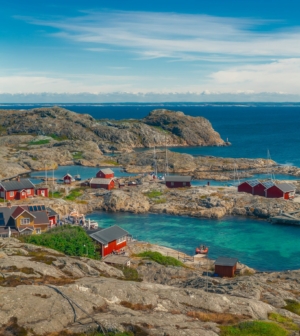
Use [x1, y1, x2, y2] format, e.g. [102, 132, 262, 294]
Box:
[17, 176, 20, 182]
[7, 202, 11, 208]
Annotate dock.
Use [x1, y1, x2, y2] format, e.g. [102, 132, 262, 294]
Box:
[270, 211, 300, 226]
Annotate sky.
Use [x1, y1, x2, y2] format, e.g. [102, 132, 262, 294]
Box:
[1, 0, 300, 102]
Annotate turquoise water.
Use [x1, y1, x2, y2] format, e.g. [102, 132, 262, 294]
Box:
[86, 212, 300, 271]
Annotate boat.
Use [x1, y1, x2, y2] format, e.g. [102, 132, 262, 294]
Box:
[74, 174, 81, 181]
[195, 245, 209, 254]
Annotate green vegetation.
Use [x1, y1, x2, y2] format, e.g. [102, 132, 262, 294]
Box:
[64, 188, 84, 201]
[49, 191, 64, 198]
[72, 152, 83, 160]
[268, 312, 299, 331]
[28, 139, 50, 146]
[151, 125, 170, 134]
[283, 299, 300, 316]
[50, 134, 68, 141]
[145, 190, 163, 198]
[20, 226, 99, 259]
[103, 160, 119, 166]
[31, 156, 38, 161]
[113, 265, 142, 282]
[137, 251, 184, 267]
[153, 198, 167, 204]
[220, 321, 288, 336]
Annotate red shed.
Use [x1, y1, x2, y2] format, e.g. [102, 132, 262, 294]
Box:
[237, 179, 259, 194]
[214, 257, 238, 278]
[252, 181, 266, 196]
[165, 176, 191, 188]
[35, 187, 49, 197]
[46, 207, 59, 227]
[265, 182, 296, 199]
[90, 178, 114, 190]
[63, 174, 74, 184]
[89, 225, 128, 257]
[96, 168, 114, 179]
[0, 179, 35, 200]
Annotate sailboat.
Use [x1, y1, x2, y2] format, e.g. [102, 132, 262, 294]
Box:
[227, 163, 240, 187]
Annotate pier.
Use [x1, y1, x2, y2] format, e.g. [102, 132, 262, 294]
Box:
[270, 210, 300, 226]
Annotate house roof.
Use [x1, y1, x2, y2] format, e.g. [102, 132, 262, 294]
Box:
[33, 211, 50, 225]
[89, 225, 128, 245]
[215, 257, 239, 267]
[63, 174, 73, 178]
[165, 176, 192, 182]
[98, 168, 114, 175]
[245, 179, 260, 187]
[46, 207, 58, 217]
[11, 206, 36, 220]
[0, 179, 35, 191]
[262, 180, 275, 189]
[103, 255, 130, 265]
[276, 183, 296, 192]
[90, 178, 113, 185]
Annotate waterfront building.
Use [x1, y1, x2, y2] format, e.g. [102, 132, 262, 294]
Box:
[214, 257, 238, 278]
[63, 173, 74, 184]
[35, 187, 49, 197]
[96, 168, 114, 179]
[265, 182, 296, 199]
[252, 181, 267, 196]
[90, 178, 115, 190]
[0, 204, 56, 237]
[0, 178, 35, 200]
[237, 179, 260, 194]
[88, 225, 129, 257]
[165, 176, 191, 188]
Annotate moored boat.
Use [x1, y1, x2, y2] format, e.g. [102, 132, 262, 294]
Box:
[195, 245, 209, 254]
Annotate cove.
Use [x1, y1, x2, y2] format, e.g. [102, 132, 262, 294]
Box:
[86, 212, 300, 272]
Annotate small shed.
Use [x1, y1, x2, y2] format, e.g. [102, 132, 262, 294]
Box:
[89, 225, 128, 257]
[265, 182, 296, 199]
[96, 168, 114, 179]
[63, 174, 73, 184]
[35, 187, 49, 197]
[214, 257, 238, 278]
[103, 255, 130, 267]
[252, 181, 266, 196]
[46, 207, 59, 227]
[90, 178, 114, 190]
[237, 179, 259, 194]
[165, 176, 191, 188]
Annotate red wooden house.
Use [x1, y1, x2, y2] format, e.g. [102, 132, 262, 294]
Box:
[214, 257, 238, 278]
[89, 225, 128, 257]
[265, 182, 296, 199]
[165, 176, 191, 188]
[46, 207, 59, 227]
[0, 179, 35, 201]
[96, 168, 114, 179]
[237, 179, 259, 194]
[90, 178, 115, 190]
[35, 187, 49, 197]
[252, 181, 267, 196]
[63, 174, 74, 184]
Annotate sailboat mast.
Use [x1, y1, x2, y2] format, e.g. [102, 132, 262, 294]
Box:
[165, 135, 168, 176]
[267, 149, 275, 181]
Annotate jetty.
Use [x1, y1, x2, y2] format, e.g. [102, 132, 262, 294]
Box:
[270, 210, 300, 226]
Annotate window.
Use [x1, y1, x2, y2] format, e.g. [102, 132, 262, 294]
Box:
[36, 229, 41, 234]
[117, 236, 126, 245]
[26, 189, 31, 194]
[20, 218, 30, 225]
[104, 244, 108, 248]
[9, 191, 14, 197]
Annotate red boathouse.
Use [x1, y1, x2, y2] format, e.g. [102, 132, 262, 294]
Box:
[237, 179, 259, 194]
[63, 174, 73, 184]
[0, 179, 35, 201]
[252, 181, 267, 196]
[96, 168, 114, 179]
[89, 225, 129, 257]
[90, 178, 115, 190]
[265, 182, 296, 199]
[214, 257, 238, 278]
[165, 176, 191, 188]
[35, 187, 49, 197]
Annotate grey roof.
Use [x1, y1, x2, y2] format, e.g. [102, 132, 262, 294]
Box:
[276, 183, 296, 192]
[32, 211, 50, 225]
[90, 178, 113, 185]
[0, 179, 35, 191]
[103, 255, 130, 265]
[215, 257, 238, 267]
[246, 179, 260, 187]
[165, 176, 192, 182]
[99, 168, 114, 175]
[89, 225, 128, 245]
[262, 180, 275, 189]
[46, 207, 58, 217]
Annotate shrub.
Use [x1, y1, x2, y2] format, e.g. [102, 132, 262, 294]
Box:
[136, 251, 184, 267]
[268, 312, 299, 331]
[20, 226, 99, 259]
[283, 299, 300, 316]
[72, 152, 83, 160]
[220, 321, 288, 336]
[64, 188, 84, 201]
[144, 190, 163, 198]
[49, 191, 64, 198]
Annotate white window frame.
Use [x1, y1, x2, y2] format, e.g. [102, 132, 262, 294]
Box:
[26, 189, 31, 194]
[117, 236, 126, 245]
[20, 218, 30, 225]
[36, 229, 41, 234]
[9, 191, 14, 197]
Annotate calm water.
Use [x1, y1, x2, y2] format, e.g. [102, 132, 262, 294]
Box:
[87, 212, 300, 272]
[2, 103, 300, 166]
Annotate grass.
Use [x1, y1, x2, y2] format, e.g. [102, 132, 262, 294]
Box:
[152, 198, 167, 204]
[283, 299, 300, 316]
[63, 188, 84, 201]
[50, 134, 68, 141]
[268, 312, 299, 331]
[102, 160, 119, 166]
[72, 152, 83, 160]
[136, 251, 184, 267]
[144, 190, 163, 198]
[49, 191, 64, 198]
[220, 321, 289, 336]
[28, 139, 50, 146]
[187, 311, 246, 325]
[114, 265, 142, 282]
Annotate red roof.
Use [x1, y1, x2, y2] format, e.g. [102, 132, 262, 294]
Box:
[11, 206, 36, 219]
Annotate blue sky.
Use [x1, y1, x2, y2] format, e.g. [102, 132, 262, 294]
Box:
[1, 0, 300, 102]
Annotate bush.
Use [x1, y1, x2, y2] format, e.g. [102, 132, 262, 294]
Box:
[72, 152, 83, 160]
[220, 321, 288, 336]
[145, 190, 163, 198]
[283, 299, 300, 316]
[64, 188, 84, 201]
[20, 226, 99, 259]
[268, 312, 299, 331]
[136, 251, 184, 267]
[49, 191, 64, 198]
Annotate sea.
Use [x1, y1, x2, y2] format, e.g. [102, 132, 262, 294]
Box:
[2, 102, 300, 270]
[1, 102, 300, 166]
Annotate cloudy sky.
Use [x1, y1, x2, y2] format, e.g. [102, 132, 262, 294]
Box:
[1, 0, 300, 102]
